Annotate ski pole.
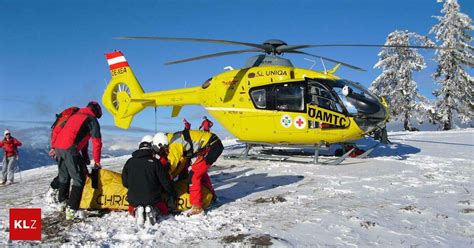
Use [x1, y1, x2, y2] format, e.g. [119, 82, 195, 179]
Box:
[16, 157, 22, 184]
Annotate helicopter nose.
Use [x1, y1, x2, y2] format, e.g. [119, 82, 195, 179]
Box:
[346, 92, 388, 134]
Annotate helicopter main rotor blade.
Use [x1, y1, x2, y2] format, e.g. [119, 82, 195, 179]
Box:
[115, 36, 266, 50]
[277, 45, 317, 53]
[277, 44, 447, 53]
[302, 44, 449, 49]
[286, 51, 366, 71]
[164, 49, 263, 65]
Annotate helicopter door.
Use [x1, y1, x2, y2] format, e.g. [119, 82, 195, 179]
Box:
[307, 80, 345, 129]
[272, 82, 308, 133]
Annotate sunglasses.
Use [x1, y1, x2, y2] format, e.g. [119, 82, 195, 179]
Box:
[5, 133, 10, 136]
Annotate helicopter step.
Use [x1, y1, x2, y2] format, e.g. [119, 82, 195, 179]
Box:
[223, 142, 360, 165]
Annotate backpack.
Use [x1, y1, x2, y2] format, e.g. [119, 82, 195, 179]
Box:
[51, 106, 79, 140]
[51, 106, 80, 130]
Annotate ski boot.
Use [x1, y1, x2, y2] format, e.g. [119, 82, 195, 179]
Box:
[145, 206, 158, 226]
[186, 205, 204, 217]
[65, 207, 85, 220]
[135, 206, 145, 227]
[65, 207, 76, 220]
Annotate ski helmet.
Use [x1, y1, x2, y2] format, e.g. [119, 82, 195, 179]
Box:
[87, 101, 103, 118]
[152, 132, 169, 152]
[141, 135, 154, 144]
[139, 141, 152, 149]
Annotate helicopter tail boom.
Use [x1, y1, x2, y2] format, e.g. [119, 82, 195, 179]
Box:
[102, 51, 151, 129]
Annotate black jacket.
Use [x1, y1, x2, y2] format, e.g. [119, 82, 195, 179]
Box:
[122, 148, 175, 206]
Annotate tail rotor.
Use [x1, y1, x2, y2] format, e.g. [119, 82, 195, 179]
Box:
[111, 83, 131, 110]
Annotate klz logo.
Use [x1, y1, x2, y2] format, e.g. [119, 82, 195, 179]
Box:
[9, 208, 42, 240]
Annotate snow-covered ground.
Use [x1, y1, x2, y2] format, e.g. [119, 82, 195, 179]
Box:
[0, 129, 473, 246]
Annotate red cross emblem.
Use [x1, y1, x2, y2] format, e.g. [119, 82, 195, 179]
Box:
[294, 116, 306, 129]
[296, 118, 304, 127]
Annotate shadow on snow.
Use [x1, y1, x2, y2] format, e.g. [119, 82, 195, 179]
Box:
[211, 168, 304, 206]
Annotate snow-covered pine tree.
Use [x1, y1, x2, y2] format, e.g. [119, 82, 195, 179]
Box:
[370, 31, 434, 131]
[430, 0, 473, 130]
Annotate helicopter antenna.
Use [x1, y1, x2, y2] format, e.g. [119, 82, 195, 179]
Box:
[154, 107, 157, 133]
[320, 57, 327, 74]
[184, 80, 187, 88]
[303, 58, 316, 69]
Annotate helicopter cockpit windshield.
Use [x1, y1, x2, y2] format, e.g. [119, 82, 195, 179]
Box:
[306, 78, 385, 117]
[306, 78, 387, 133]
[337, 79, 385, 120]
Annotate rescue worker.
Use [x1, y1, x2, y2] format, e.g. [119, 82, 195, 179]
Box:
[53, 101, 103, 220]
[199, 116, 213, 131]
[0, 130, 22, 185]
[122, 135, 176, 226]
[153, 129, 224, 216]
[183, 118, 191, 130]
[47, 107, 88, 206]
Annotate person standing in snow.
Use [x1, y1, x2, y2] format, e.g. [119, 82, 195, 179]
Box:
[122, 135, 176, 226]
[199, 116, 213, 131]
[54, 101, 103, 220]
[0, 130, 22, 185]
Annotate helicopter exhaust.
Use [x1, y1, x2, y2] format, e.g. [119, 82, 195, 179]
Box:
[102, 51, 150, 129]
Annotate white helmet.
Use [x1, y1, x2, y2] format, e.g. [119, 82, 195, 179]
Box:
[152, 132, 169, 151]
[141, 135, 154, 143]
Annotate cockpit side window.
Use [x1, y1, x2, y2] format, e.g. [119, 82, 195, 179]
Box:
[308, 82, 343, 113]
[249, 82, 306, 112]
[274, 83, 305, 112]
[250, 89, 266, 109]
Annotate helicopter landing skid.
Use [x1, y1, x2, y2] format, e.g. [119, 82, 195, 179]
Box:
[223, 142, 356, 165]
[355, 143, 379, 159]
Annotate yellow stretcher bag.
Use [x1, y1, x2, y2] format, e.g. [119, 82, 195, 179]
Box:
[80, 168, 213, 211]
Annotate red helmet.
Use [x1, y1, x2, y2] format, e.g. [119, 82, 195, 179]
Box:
[87, 101, 103, 118]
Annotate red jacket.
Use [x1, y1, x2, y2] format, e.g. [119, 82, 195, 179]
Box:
[199, 119, 213, 131]
[50, 109, 90, 159]
[0, 137, 22, 157]
[183, 119, 191, 130]
[54, 107, 102, 163]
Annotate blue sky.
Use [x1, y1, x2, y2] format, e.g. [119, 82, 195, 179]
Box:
[0, 0, 472, 138]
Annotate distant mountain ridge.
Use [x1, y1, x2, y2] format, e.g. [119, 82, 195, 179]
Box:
[0, 125, 138, 171]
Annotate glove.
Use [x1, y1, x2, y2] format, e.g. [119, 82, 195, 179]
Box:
[94, 162, 101, 169]
[84, 159, 91, 165]
[167, 196, 176, 211]
[48, 149, 56, 159]
[91, 167, 100, 189]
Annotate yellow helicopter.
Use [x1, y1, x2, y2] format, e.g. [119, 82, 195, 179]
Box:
[102, 37, 402, 162]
